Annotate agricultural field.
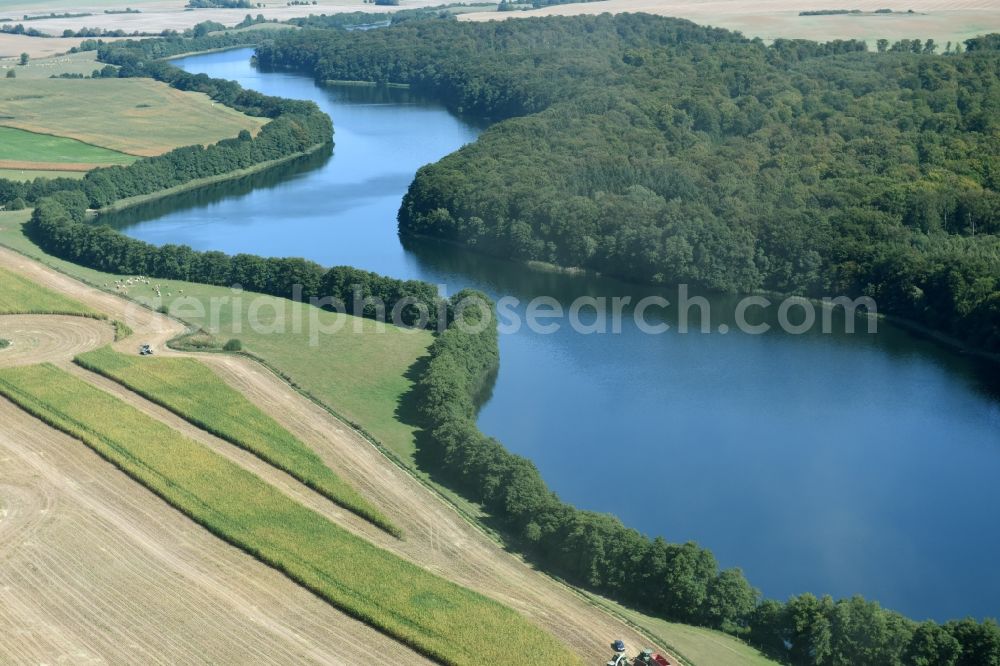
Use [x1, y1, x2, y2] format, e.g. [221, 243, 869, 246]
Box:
[0, 33, 114, 59]
[75, 345, 398, 534]
[461, 0, 1000, 47]
[0, 211, 432, 463]
[0, 228, 670, 663]
[0, 77, 266, 157]
[0, 362, 577, 666]
[590, 596, 779, 666]
[0, 263, 98, 315]
[0, 167, 86, 180]
[0, 0, 433, 36]
[0, 126, 134, 172]
[0, 395, 430, 665]
[0, 50, 102, 80]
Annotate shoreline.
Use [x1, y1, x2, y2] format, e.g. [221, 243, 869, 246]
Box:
[91, 141, 329, 215]
[402, 232, 1000, 365]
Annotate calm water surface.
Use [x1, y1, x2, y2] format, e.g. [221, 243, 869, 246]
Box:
[111, 49, 1000, 621]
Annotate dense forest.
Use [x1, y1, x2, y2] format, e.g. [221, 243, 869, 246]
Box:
[1, 18, 998, 665]
[256, 15, 1000, 664]
[256, 16, 1000, 352]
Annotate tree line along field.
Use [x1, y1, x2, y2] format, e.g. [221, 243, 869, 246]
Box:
[0, 76, 266, 174]
[74, 345, 399, 535]
[0, 210, 432, 467]
[0, 362, 578, 666]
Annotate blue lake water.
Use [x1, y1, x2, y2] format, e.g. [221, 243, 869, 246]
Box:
[111, 48, 1000, 622]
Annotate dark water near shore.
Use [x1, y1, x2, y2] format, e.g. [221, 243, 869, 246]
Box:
[110, 48, 1000, 622]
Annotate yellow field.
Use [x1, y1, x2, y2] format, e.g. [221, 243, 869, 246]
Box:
[0, 33, 122, 59]
[0, 50, 101, 80]
[460, 0, 1000, 47]
[0, 78, 266, 157]
[0, 362, 579, 666]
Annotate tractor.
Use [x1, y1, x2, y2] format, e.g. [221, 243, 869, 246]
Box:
[606, 641, 671, 666]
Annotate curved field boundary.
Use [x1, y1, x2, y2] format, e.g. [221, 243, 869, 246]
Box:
[0, 126, 134, 167]
[75, 346, 400, 536]
[0, 160, 104, 172]
[0, 397, 432, 666]
[0, 243, 672, 663]
[0, 363, 579, 666]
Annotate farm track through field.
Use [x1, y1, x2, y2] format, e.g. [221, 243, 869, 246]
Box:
[0, 314, 113, 368]
[0, 245, 673, 663]
[0, 398, 432, 665]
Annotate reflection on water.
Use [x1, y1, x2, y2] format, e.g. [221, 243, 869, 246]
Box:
[112, 48, 1000, 622]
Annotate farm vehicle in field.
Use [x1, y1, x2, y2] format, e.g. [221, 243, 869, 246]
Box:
[606, 641, 671, 666]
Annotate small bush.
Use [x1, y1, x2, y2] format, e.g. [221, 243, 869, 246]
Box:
[112, 320, 133, 341]
[0, 339, 10, 350]
[223, 338, 242, 352]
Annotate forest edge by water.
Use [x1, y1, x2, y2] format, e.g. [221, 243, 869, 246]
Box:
[3, 19, 999, 666]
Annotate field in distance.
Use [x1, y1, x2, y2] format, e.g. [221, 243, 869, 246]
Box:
[0, 126, 134, 172]
[0, 50, 100, 80]
[460, 0, 1000, 47]
[0, 77, 266, 158]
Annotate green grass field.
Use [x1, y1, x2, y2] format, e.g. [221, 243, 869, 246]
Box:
[0, 168, 87, 181]
[2, 51, 103, 80]
[0, 78, 266, 157]
[588, 596, 779, 666]
[0, 211, 431, 465]
[0, 126, 134, 167]
[0, 363, 577, 666]
[75, 345, 398, 535]
[0, 263, 98, 316]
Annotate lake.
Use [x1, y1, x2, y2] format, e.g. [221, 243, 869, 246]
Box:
[108, 48, 1000, 622]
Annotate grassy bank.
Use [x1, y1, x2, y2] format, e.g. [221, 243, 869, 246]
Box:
[75, 346, 398, 536]
[0, 363, 577, 666]
[0, 211, 430, 464]
[584, 594, 779, 666]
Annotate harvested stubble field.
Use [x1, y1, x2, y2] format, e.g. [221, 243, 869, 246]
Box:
[75, 345, 399, 535]
[0, 362, 578, 666]
[0, 263, 99, 316]
[0, 393, 432, 665]
[460, 0, 1000, 47]
[0, 1, 437, 37]
[0, 78, 266, 157]
[0, 226, 668, 663]
[0, 33, 123, 59]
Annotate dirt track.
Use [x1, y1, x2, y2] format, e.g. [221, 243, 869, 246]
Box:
[0, 398, 433, 665]
[0, 245, 666, 664]
[0, 314, 113, 367]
